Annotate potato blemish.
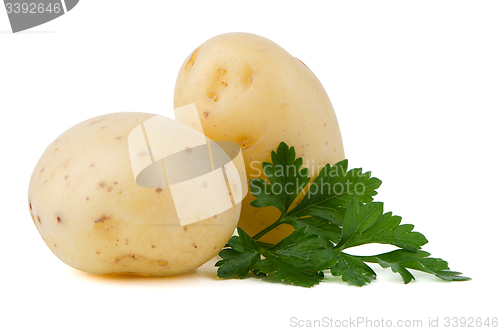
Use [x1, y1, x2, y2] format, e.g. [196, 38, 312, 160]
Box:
[94, 215, 110, 224]
[206, 67, 227, 101]
[184, 47, 200, 71]
[92, 216, 120, 235]
[239, 138, 254, 151]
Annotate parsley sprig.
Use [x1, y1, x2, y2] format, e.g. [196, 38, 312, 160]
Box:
[215, 142, 469, 287]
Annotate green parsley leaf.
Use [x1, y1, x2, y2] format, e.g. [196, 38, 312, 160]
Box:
[249, 143, 309, 215]
[253, 228, 332, 287]
[325, 201, 466, 286]
[329, 250, 376, 286]
[285, 216, 342, 246]
[360, 250, 471, 283]
[216, 227, 332, 287]
[250, 142, 381, 241]
[249, 142, 381, 225]
[286, 159, 382, 225]
[336, 200, 428, 251]
[215, 228, 261, 279]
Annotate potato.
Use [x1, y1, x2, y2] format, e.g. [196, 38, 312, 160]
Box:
[28, 112, 240, 276]
[174, 33, 345, 243]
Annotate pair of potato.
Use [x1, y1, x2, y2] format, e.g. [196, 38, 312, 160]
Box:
[28, 33, 345, 276]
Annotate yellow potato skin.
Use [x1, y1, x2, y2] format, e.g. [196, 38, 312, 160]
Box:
[28, 113, 239, 276]
[174, 33, 345, 243]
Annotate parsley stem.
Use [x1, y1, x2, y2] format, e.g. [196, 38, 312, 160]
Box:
[252, 218, 285, 241]
[256, 241, 274, 250]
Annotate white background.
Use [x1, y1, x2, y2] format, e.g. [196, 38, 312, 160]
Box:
[1, 1, 499, 330]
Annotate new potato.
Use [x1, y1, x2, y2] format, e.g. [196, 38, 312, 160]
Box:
[28, 112, 240, 276]
[174, 33, 345, 243]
